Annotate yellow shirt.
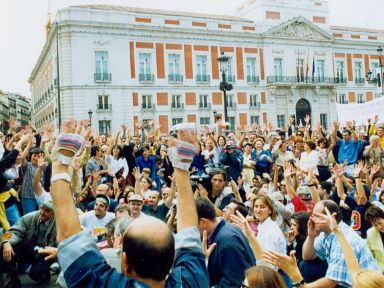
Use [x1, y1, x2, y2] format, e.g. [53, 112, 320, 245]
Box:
[367, 227, 384, 272]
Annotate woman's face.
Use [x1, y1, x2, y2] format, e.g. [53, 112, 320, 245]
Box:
[218, 137, 226, 146]
[245, 145, 252, 154]
[290, 219, 299, 236]
[255, 141, 263, 150]
[112, 146, 120, 157]
[253, 199, 272, 223]
[370, 139, 377, 147]
[380, 193, 384, 204]
[140, 178, 150, 191]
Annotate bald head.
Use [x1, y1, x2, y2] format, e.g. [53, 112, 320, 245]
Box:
[96, 184, 109, 195]
[121, 217, 174, 281]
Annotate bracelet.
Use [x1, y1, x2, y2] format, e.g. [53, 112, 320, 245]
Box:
[292, 278, 306, 288]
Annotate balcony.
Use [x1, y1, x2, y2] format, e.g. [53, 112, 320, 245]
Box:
[139, 74, 155, 83]
[334, 77, 347, 84]
[196, 74, 210, 83]
[96, 104, 112, 111]
[355, 77, 365, 85]
[247, 75, 260, 84]
[250, 102, 261, 108]
[94, 73, 112, 82]
[267, 76, 338, 85]
[171, 103, 184, 110]
[168, 74, 183, 83]
[226, 75, 236, 83]
[141, 104, 156, 110]
[199, 103, 211, 109]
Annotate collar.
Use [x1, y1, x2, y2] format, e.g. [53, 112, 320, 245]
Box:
[208, 218, 224, 245]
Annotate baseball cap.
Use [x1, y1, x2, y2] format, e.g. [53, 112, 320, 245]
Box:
[296, 186, 311, 195]
[128, 194, 144, 202]
[270, 192, 284, 202]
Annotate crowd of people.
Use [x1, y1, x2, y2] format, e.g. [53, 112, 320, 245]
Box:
[1, 113, 384, 288]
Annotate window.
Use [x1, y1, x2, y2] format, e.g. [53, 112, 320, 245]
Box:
[227, 57, 235, 82]
[246, 57, 258, 83]
[142, 95, 153, 109]
[316, 60, 325, 82]
[199, 94, 209, 108]
[336, 61, 345, 83]
[172, 95, 183, 108]
[273, 58, 283, 80]
[168, 54, 182, 82]
[196, 55, 209, 82]
[200, 117, 210, 125]
[95, 51, 110, 81]
[250, 94, 260, 107]
[228, 117, 236, 131]
[357, 93, 365, 103]
[250, 116, 259, 125]
[354, 62, 363, 83]
[277, 115, 285, 128]
[338, 93, 348, 104]
[139, 53, 153, 81]
[227, 94, 236, 108]
[98, 95, 111, 110]
[99, 120, 111, 134]
[297, 59, 305, 82]
[320, 114, 328, 129]
[172, 118, 183, 126]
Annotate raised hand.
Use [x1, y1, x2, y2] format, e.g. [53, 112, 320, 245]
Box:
[263, 250, 301, 282]
[38, 154, 48, 169]
[202, 230, 216, 261]
[230, 210, 253, 237]
[71, 157, 81, 172]
[133, 167, 142, 181]
[353, 160, 364, 178]
[283, 161, 292, 178]
[314, 207, 339, 232]
[307, 216, 320, 239]
[197, 184, 208, 198]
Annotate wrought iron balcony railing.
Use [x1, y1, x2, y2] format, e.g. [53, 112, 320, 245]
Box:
[247, 75, 260, 84]
[168, 74, 183, 83]
[196, 74, 210, 83]
[139, 74, 155, 83]
[94, 73, 112, 82]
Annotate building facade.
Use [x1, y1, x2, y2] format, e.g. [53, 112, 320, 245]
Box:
[0, 91, 31, 130]
[29, 0, 384, 134]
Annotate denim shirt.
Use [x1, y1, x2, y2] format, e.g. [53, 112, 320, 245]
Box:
[58, 226, 209, 288]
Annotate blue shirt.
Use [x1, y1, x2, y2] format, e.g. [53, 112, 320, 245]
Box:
[58, 226, 209, 288]
[135, 155, 156, 180]
[314, 221, 379, 287]
[337, 139, 363, 165]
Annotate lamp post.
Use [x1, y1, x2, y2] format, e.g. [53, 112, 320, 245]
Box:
[217, 52, 233, 123]
[366, 46, 384, 94]
[88, 109, 93, 125]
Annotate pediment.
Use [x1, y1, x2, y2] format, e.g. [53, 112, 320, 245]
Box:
[264, 16, 333, 42]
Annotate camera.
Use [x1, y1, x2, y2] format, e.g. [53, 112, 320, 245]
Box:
[190, 163, 230, 191]
[225, 144, 236, 150]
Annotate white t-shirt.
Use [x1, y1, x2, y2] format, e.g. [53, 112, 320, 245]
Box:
[106, 155, 129, 178]
[79, 211, 115, 233]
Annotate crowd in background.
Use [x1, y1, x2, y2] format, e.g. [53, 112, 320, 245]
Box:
[1, 113, 384, 288]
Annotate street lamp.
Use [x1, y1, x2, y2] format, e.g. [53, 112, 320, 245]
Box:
[88, 109, 93, 124]
[366, 46, 384, 94]
[217, 52, 233, 122]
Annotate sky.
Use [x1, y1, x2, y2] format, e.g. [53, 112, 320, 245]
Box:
[0, 0, 383, 98]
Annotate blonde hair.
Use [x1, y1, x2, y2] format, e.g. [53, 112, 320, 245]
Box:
[353, 270, 384, 288]
[370, 135, 380, 144]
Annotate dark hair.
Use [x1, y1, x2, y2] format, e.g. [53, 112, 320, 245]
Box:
[112, 145, 122, 158]
[29, 147, 43, 155]
[122, 225, 174, 281]
[211, 170, 227, 181]
[365, 206, 384, 224]
[218, 136, 226, 146]
[141, 176, 153, 190]
[305, 140, 316, 151]
[245, 266, 287, 288]
[320, 181, 333, 195]
[140, 144, 150, 154]
[291, 212, 310, 240]
[105, 218, 119, 235]
[343, 129, 352, 136]
[230, 199, 249, 217]
[195, 197, 216, 221]
[317, 137, 330, 148]
[321, 200, 342, 223]
[91, 145, 100, 157]
[244, 142, 254, 149]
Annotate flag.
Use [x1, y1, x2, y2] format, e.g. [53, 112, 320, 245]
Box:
[296, 49, 300, 82]
[305, 50, 309, 80]
[312, 53, 316, 80]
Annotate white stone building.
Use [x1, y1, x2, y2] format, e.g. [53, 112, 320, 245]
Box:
[29, 0, 384, 134]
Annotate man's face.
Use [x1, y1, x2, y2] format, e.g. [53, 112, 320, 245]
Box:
[211, 174, 225, 191]
[342, 132, 351, 142]
[161, 188, 170, 200]
[377, 128, 384, 137]
[249, 134, 256, 144]
[40, 207, 54, 222]
[94, 201, 108, 218]
[269, 136, 277, 146]
[223, 202, 237, 222]
[96, 185, 109, 195]
[147, 192, 160, 207]
[312, 203, 327, 232]
[128, 201, 143, 218]
[31, 153, 40, 166]
[143, 148, 149, 158]
[100, 135, 106, 144]
[116, 210, 129, 218]
[206, 140, 214, 151]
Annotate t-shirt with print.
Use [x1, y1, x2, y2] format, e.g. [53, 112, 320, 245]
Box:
[344, 195, 372, 239]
